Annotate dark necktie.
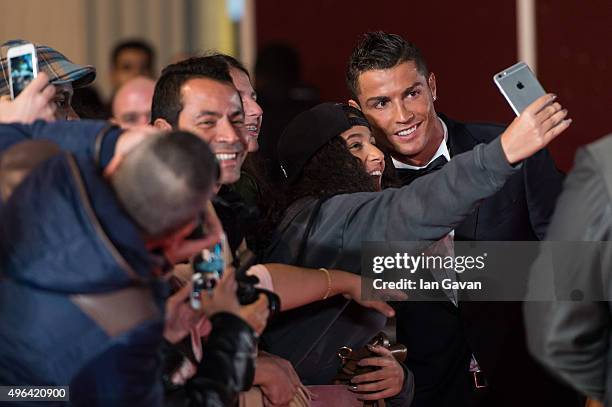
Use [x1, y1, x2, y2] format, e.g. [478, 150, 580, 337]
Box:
[395, 155, 448, 186]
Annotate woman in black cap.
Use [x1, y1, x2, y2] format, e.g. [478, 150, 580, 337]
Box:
[337, 104, 388, 191]
[258, 96, 569, 405]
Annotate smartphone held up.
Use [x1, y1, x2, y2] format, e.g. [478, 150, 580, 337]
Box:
[494, 61, 546, 116]
[7, 43, 38, 100]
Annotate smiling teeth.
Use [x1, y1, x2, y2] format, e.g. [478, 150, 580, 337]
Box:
[370, 170, 382, 176]
[216, 153, 237, 161]
[246, 125, 258, 132]
[397, 126, 417, 136]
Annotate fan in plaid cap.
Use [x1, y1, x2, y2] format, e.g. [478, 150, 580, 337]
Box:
[0, 40, 96, 120]
[0, 39, 96, 95]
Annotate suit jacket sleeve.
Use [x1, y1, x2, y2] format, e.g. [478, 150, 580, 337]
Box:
[335, 136, 519, 246]
[524, 146, 612, 401]
[523, 147, 565, 239]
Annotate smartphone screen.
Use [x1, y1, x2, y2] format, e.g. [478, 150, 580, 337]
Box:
[9, 53, 35, 98]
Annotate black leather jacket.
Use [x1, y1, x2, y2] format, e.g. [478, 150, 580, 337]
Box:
[164, 312, 256, 407]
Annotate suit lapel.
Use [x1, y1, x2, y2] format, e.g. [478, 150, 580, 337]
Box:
[439, 114, 479, 241]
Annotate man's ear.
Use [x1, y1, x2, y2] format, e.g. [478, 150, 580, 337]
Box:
[348, 99, 361, 110]
[153, 118, 172, 131]
[428, 72, 437, 101]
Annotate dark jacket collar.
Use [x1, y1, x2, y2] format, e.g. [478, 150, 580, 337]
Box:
[439, 113, 479, 157]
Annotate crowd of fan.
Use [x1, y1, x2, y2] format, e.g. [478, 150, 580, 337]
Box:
[0, 33, 583, 407]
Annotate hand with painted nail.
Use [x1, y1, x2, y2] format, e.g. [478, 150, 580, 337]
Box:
[500, 93, 572, 164]
[349, 345, 405, 401]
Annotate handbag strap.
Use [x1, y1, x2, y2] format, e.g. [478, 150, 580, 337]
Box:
[294, 299, 351, 369]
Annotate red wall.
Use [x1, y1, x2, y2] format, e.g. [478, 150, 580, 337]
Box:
[255, 1, 612, 171]
[537, 0, 612, 170]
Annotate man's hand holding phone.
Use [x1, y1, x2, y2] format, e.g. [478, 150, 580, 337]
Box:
[166, 202, 224, 266]
[199, 267, 241, 319]
[164, 281, 203, 344]
[0, 73, 56, 124]
[164, 268, 242, 345]
[202, 268, 269, 336]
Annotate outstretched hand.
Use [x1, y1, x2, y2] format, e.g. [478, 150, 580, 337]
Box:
[341, 272, 407, 317]
[501, 93, 571, 164]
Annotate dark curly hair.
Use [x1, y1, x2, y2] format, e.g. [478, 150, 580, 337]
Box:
[253, 135, 378, 254]
[287, 135, 378, 201]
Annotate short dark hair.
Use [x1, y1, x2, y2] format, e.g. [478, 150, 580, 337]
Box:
[206, 53, 250, 79]
[151, 56, 235, 127]
[111, 39, 155, 70]
[346, 31, 429, 99]
[111, 131, 219, 239]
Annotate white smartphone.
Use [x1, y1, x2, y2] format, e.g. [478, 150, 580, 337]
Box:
[7, 43, 38, 100]
[494, 62, 545, 116]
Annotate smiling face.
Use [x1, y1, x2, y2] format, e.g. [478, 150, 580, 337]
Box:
[340, 125, 385, 190]
[229, 68, 263, 152]
[176, 78, 247, 184]
[353, 61, 443, 166]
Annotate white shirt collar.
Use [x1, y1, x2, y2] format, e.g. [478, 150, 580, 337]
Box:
[392, 117, 450, 170]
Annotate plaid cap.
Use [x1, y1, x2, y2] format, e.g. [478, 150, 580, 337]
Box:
[0, 39, 96, 96]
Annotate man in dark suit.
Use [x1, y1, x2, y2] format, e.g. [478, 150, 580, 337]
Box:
[346, 31, 581, 407]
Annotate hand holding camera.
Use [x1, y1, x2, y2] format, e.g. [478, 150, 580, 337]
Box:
[198, 267, 241, 319]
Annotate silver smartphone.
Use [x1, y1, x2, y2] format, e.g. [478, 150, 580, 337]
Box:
[494, 62, 545, 116]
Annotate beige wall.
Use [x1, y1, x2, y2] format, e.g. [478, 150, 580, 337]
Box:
[0, 0, 88, 68]
[0, 0, 256, 100]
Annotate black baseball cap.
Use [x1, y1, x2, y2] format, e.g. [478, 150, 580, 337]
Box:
[277, 102, 370, 185]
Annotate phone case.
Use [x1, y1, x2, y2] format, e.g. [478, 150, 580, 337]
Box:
[494, 61, 545, 115]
